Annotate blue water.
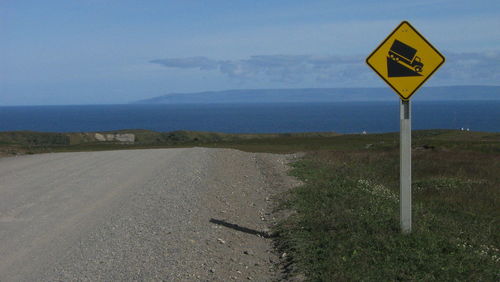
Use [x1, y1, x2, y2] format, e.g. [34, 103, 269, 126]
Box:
[0, 101, 499, 134]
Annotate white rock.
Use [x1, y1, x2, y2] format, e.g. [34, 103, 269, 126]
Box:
[95, 133, 106, 141]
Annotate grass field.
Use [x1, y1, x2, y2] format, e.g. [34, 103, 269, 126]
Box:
[273, 131, 499, 281]
[1, 129, 499, 280]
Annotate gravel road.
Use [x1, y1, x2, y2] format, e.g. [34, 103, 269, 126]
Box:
[0, 148, 298, 281]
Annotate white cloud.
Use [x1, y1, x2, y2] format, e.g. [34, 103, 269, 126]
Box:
[151, 50, 500, 86]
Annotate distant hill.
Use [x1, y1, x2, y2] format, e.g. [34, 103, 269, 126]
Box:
[134, 86, 500, 104]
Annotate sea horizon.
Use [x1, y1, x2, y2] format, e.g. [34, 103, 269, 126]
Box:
[1, 100, 499, 134]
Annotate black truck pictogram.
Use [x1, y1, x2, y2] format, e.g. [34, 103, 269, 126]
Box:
[388, 40, 424, 73]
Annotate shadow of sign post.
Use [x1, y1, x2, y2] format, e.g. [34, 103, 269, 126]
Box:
[209, 218, 273, 238]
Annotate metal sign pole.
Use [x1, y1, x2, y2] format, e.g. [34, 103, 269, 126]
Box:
[366, 21, 444, 233]
[400, 100, 412, 233]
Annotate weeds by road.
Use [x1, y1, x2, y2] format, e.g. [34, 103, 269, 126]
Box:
[275, 146, 499, 280]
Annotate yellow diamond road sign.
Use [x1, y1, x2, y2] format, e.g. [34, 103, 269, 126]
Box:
[366, 21, 445, 100]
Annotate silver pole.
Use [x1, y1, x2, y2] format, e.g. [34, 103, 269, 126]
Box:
[400, 100, 412, 233]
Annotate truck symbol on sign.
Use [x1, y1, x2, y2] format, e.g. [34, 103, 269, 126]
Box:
[388, 40, 424, 73]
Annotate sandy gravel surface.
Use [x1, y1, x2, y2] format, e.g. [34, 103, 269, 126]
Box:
[0, 148, 298, 281]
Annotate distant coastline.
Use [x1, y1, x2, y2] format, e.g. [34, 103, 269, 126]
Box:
[133, 85, 500, 104]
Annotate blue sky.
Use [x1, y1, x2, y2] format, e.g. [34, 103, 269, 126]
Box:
[1, 0, 499, 105]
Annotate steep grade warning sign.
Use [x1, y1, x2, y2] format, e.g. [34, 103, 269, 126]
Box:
[366, 21, 445, 100]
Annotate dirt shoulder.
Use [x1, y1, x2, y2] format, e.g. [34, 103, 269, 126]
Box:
[195, 149, 302, 281]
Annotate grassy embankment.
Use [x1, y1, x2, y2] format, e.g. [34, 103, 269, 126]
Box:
[0, 129, 343, 155]
[1, 129, 498, 280]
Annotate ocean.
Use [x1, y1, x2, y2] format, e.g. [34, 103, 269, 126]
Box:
[0, 101, 499, 134]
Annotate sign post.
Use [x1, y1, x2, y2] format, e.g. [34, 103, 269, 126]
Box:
[366, 21, 445, 233]
[400, 100, 411, 233]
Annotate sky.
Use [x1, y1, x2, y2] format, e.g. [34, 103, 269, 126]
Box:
[1, 0, 499, 105]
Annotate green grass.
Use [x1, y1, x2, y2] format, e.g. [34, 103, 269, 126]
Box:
[275, 146, 499, 281]
[1, 129, 498, 155]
